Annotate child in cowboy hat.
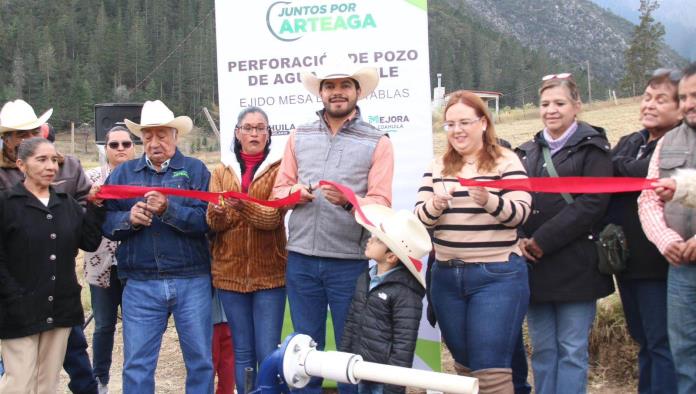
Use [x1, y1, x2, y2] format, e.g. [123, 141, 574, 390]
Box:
[339, 205, 431, 394]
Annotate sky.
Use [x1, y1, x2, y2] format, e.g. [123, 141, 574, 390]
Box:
[590, 0, 695, 60]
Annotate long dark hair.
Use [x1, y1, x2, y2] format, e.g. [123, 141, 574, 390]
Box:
[232, 107, 272, 176]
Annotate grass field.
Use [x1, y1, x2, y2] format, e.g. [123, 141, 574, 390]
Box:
[58, 98, 644, 393]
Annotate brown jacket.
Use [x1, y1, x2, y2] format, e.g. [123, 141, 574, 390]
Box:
[207, 156, 287, 292]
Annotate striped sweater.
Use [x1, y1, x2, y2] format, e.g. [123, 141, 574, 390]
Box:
[415, 149, 532, 262]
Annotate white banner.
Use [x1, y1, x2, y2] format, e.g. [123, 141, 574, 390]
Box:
[215, 0, 438, 371]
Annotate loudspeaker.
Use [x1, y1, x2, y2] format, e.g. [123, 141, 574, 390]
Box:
[94, 103, 143, 144]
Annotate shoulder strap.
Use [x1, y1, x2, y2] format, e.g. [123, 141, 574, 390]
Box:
[542, 145, 574, 204]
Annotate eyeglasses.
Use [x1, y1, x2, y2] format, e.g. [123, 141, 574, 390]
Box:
[443, 117, 481, 132]
[651, 68, 683, 82]
[542, 73, 573, 81]
[236, 124, 269, 135]
[107, 141, 133, 149]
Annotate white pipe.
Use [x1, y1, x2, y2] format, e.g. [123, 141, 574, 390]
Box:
[352, 360, 478, 394]
[303, 350, 361, 385]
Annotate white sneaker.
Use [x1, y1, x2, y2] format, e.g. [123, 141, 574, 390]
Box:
[97, 378, 109, 394]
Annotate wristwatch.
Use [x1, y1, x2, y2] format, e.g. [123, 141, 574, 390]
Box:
[342, 202, 353, 212]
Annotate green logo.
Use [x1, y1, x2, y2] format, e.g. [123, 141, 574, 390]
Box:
[173, 170, 189, 179]
[267, 1, 377, 42]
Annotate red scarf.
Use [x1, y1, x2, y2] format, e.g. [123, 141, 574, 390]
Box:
[241, 151, 265, 193]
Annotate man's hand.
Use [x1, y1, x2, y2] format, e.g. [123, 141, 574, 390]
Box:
[144, 191, 168, 216]
[319, 184, 347, 206]
[291, 184, 315, 205]
[130, 201, 153, 227]
[520, 238, 543, 262]
[664, 240, 686, 266]
[653, 178, 676, 202]
[468, 186, 490, 207]
[682, 237, 696, 264]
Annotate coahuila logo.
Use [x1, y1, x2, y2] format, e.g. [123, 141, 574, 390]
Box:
[266, 1, 376, 42]
[367, 114, 410, 131]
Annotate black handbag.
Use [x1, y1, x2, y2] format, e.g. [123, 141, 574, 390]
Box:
[595, 223, 629, 275]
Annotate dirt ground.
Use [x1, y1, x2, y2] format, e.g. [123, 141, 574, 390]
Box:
[55, 99, 643, 393]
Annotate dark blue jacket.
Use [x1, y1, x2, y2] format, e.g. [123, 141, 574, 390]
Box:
[102, 149, 211, 280]
[609, 129, 668, 279]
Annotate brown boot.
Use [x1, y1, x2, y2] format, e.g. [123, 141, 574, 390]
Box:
[471, 368, 513, 394]
[453, 362, 473, 377]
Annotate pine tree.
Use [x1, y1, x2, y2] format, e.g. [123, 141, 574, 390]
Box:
[622, 0, 665, 95]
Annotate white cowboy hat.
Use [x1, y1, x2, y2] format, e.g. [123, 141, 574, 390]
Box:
[124, 100, 192, 138]
[301, 56, 379, 100]
[0, 99, 53, 133]
[356, 204, 432, 288]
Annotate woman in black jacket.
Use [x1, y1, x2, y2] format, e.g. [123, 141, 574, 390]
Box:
[0, 137, 103, 393]
[516, 75, 614, 394]
[609, 69, 682, 393]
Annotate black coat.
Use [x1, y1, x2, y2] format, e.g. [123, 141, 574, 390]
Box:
[340, 266, 425, 394]
[0, 183, 104, 339]
[516, 122, 614, 303]
[609, 130, 669, 279]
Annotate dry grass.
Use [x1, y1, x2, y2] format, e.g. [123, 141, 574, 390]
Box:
[53, 98, 643, 393]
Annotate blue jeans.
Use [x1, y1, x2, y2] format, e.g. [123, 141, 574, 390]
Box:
[512, 329, 532, 394]
[218, 287, 286, 394]
[667, 264, 696, 394]
[121, 276, 213, 394]
[430, 254, 529, 371]
[618, 277, 676, 394]
[286, 252, 367, 394]
[527, 301, 596, 394]
[89, 266, 124, 385]
[358, 382, 383, 394]
[64, 325, 98, 394]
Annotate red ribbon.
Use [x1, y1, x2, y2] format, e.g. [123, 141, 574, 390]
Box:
[318, 180, 374, 227]
[319, 180, 423, 272]
[95, 185, 301, 208]
[458, 177, 659, 194]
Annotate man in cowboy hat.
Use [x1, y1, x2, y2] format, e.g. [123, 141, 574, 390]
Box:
[101, 100, 213, 393]
[0, 99, 99, 394]
[273, 56, 394, 394]
[0, 100, 91, 199]
[340, 205, 429, 394]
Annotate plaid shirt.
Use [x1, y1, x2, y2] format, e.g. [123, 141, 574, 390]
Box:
[638, 138, 684, 253]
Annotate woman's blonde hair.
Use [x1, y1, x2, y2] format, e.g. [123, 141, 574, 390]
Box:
[442, 90, 501, 176]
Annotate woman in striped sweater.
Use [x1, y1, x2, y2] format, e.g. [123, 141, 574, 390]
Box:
[416, 90, 531, 393]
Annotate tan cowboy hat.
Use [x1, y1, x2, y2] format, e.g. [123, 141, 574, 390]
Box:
[0, 99, 53, 133]
[356, 204, 432, 288]
[124, 100, 192, 138]
[301, 56, 379, 100]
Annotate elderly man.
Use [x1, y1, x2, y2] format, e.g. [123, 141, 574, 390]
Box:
[0, 99, 98, 394]
[273, 58, 394, 394]
[102, 100, 213, 393]
[639, 61, 696, 394]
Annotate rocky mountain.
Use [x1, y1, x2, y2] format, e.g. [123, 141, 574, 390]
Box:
[590, 0, 696, 60]
[440, 0, 686, 84]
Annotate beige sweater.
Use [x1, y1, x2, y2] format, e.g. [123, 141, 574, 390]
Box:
[415, 149, 532, 262]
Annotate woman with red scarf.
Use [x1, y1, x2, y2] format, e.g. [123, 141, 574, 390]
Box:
[206, 107, 287, 394]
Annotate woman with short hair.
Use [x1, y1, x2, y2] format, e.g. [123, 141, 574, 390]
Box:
[610, 69, 681, 393]
[516, 74, 614, 394]
[0, 137, 103, 393]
